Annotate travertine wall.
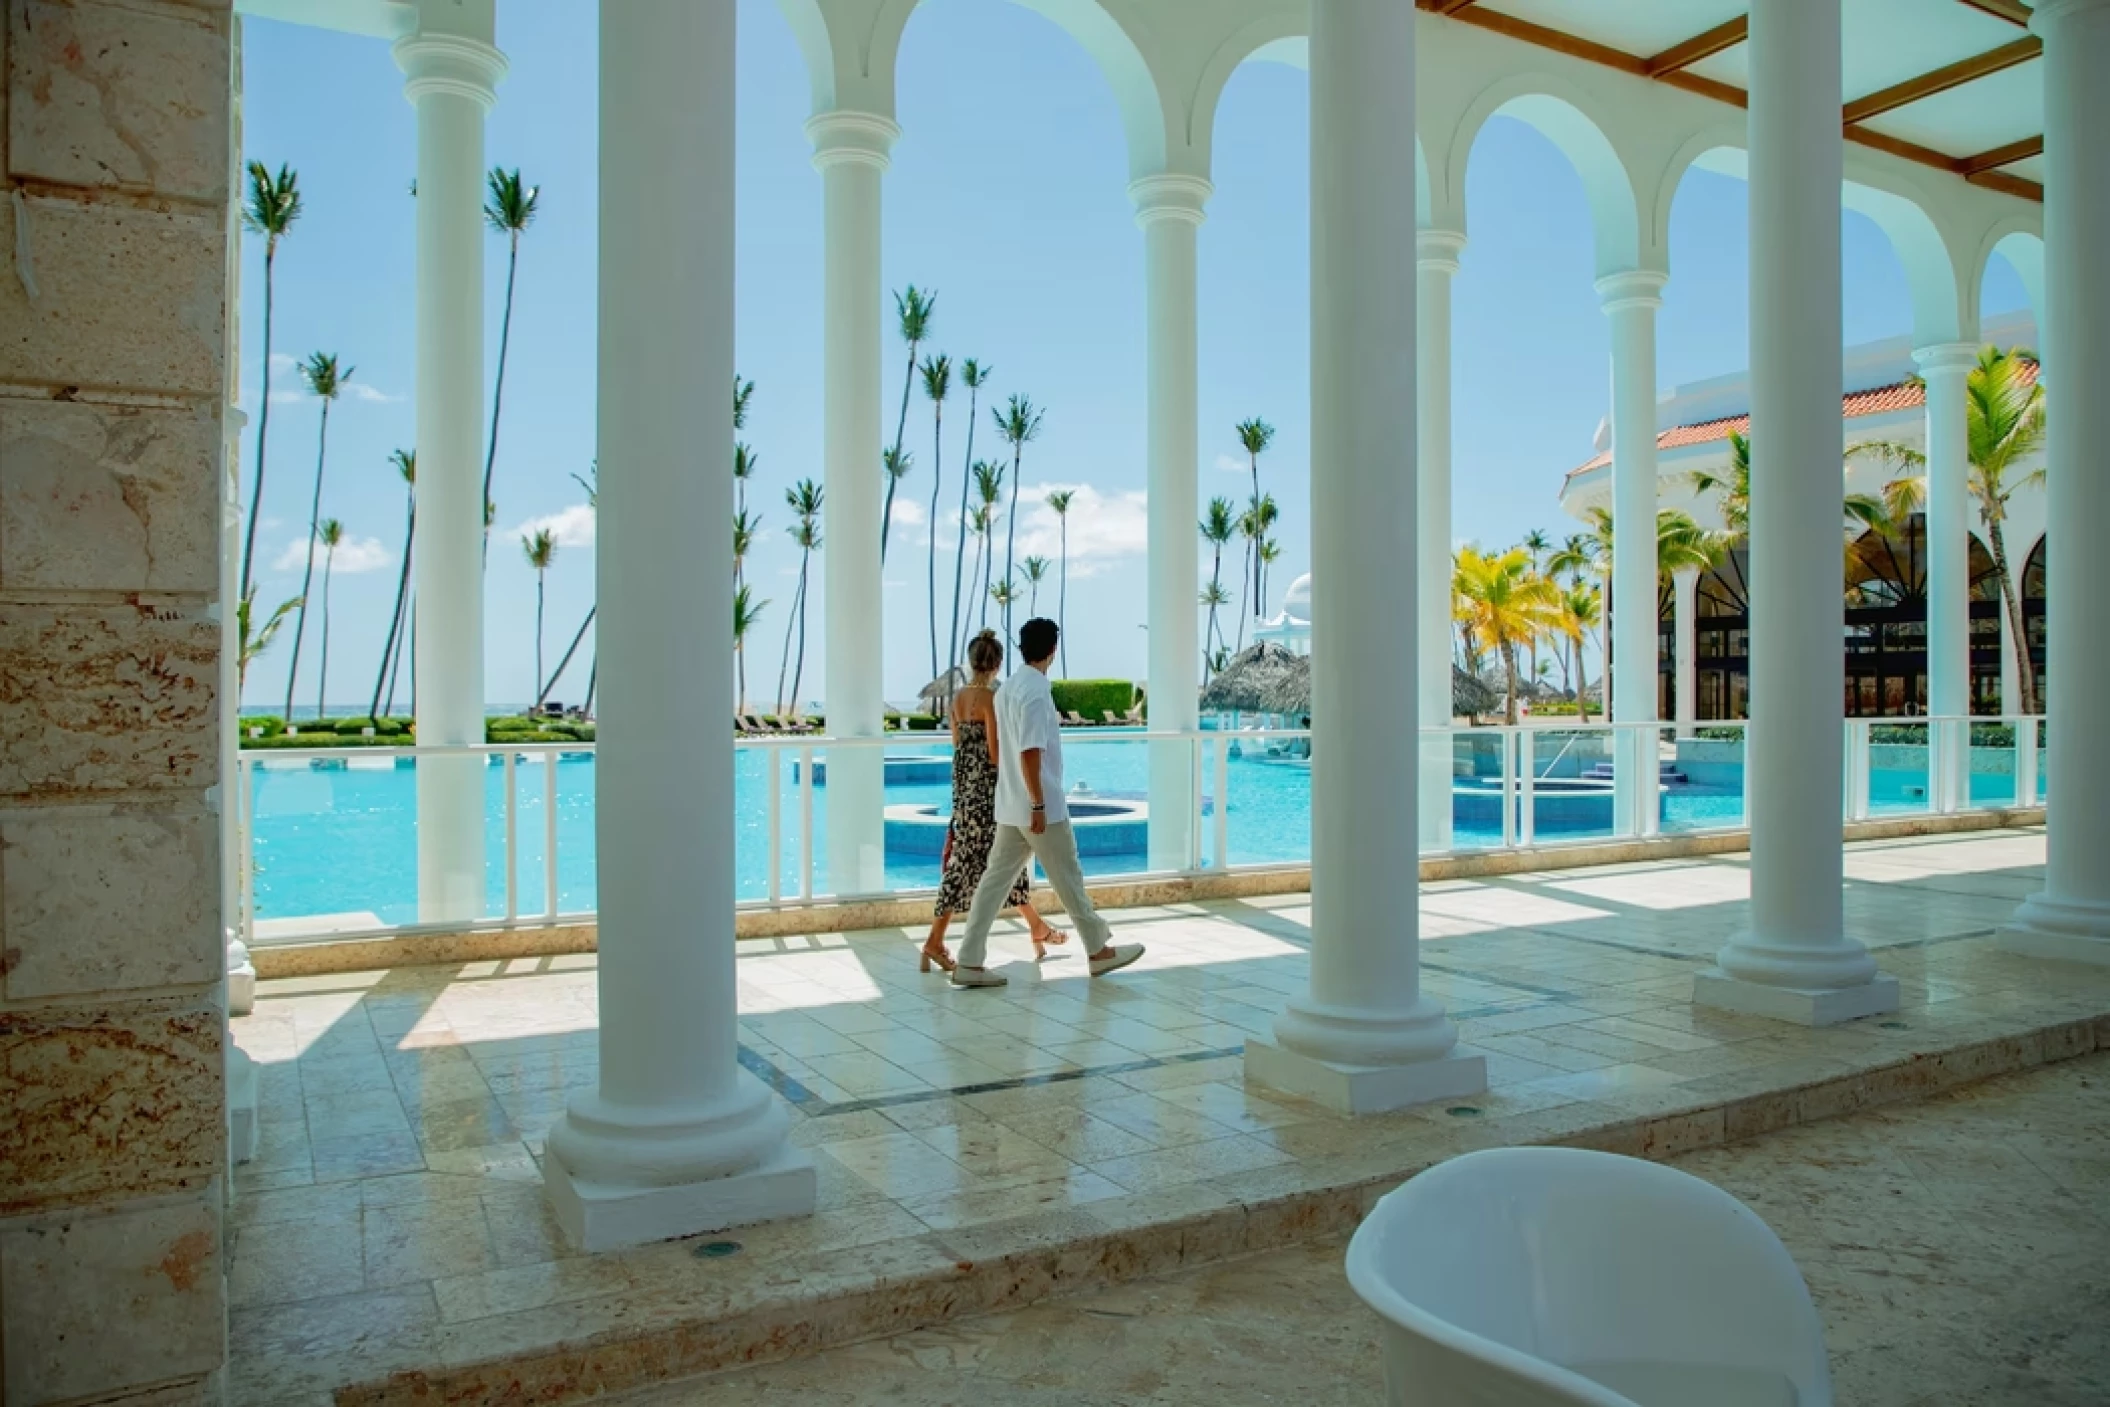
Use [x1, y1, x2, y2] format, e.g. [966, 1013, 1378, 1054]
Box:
[0, 0, 235, 1402]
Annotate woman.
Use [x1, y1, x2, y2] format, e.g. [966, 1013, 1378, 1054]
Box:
[920, 630, 1066, 973]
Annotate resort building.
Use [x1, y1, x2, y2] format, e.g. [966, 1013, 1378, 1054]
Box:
[1559, 309, 2049, 723]
[8, 1, 2110, 1403]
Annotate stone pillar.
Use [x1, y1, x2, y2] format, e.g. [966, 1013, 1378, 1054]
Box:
[1916, 341, 1975, 811]
[1133, 173, 1210, 873]
[1, 0, 236, 1396]
[543, 0, 814, 1250]
[1246, 0, 1484, 1114]
[1418, 228, 1465, 850]
[807, 109, 897, 897]
[1601, 270, 1667, 836]
[1697, 0, 1898, 1024]
[396, 0, 504, 923]
[1673, 565, 1699, 739]
[2001, 0, 2110, 964]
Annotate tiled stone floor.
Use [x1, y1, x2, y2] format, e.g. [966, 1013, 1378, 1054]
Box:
[226, 828, 2110, 1405]
[622, 1053, 2110, 1407]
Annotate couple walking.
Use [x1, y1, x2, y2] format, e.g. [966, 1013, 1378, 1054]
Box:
[920, 618, 1144, 988]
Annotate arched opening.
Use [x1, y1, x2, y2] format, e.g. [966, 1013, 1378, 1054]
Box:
[2023, 534, 2047, 700]
[1842, 516, 2002, 716]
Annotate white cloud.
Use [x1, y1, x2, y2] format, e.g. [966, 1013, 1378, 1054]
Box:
[345, 383, 404, 405]
[272, 532, 392, 575]
[1214, 453, 1248, 475]
[890, 499, 926, 527]
[509, 502, 596, 549]
[1008, 483, 1149, 580]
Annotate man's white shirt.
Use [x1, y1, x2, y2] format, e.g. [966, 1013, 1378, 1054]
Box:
[993, 666, 1067, 828]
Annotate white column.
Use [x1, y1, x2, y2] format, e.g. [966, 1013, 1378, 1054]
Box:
[395, 4, 503, 924]
[1916, 343, 1975, 811]
[1418, 228, 1465, 850]
[543, 0, 813, 1250]
[807, 110, 898, 898]
[1600, 270, 1668, 837]
[1698, 0, 1897, 1024]
[1133, 174, 1210, 873]
[1673, 565, 1699, 740]
[1246, 0, 1483, 1114]
[2001, 0, 2110, 963]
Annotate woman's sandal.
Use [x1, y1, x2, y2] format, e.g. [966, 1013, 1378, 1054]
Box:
[919, 939, 957, 974]
[1031, 927, 1070, 962]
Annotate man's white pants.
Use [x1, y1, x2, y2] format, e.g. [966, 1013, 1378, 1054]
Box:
[957, 821, 1113, 968]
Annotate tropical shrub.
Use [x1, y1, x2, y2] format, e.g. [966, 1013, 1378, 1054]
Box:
[1050, 679, 1136, 719]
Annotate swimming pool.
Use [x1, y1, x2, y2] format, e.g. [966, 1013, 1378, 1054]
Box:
[241, 736, 2027, 928]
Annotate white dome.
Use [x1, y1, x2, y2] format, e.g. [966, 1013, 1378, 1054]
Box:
[1282, 573, 1312, 624]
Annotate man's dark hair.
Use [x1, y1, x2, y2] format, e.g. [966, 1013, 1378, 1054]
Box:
[1019, 617, 1060, 666]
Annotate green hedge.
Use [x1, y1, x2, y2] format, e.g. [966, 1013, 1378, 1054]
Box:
[244, 732, 396, 750]
[1050, 679, 1136, 721]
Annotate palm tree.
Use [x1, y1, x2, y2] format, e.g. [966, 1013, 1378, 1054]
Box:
[238, 161, 302, 610]
[947, 359, 992, 683]
[311, 519, 344, 719]
[238, 591, 300, 693]
[1548, 505, 1718, 716]
[481, 167, 539, 562]
[960, 510, 990, 652]
[1522, 528, 1552, 679]
[1850, 345, 2046, 713]
[733, 584, 768, 714]
[1258, 538, 1284, 620]
[1045, 488, 1075, 675]
[882, 286, 935, 562]
[1234, 417, 1275, 634]
[971, 459, 1005, 635]
[990, 576, 1018, 626]
[1694, 430, 1890, 543]
[734, 374, 755, 435]
[523, 526, 558, 701]
[1200, 496, 1237, 665]
[539, 463, 598, 708]
[1235, 494, 1280, 649]
[733, 444, 760, 539]
[369, 449, 415, 723]
[1022, 556, 1049, 614]
[994, 393, 1043, 641]
[1198, 581, 1232, 679]
[920, 353, 951, 681]
[1453, 545, 1563, 725]
[281, 352, 350, 725]
[776, 479, 824, 717]
[1560, 583, 1603, 723]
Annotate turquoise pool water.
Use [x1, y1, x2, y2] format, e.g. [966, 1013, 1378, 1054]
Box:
[244, 739, 2034, 927]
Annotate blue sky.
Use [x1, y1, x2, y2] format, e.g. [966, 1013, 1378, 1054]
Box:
[237, 0, 2029, 712]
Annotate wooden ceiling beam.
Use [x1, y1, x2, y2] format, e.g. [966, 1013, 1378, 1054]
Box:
[1842, 37, 2040, 125]
[1956, 0, 2034, 25]
[1645, 17, 1748, 77]
[1968, 169, 2044, 200]
[1962, 134, 2043, 173]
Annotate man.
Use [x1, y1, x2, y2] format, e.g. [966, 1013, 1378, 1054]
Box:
[952, 618, 1144, 988]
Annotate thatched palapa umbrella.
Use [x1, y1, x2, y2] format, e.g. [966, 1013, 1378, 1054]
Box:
[1452, 666, 1498, 720]
[1200, 642, 1308, 715]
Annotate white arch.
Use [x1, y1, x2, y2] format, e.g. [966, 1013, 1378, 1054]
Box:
[1006, 0, 1169, 180]
[1447, 75, 1645, 278]
[1659, 142, 1975, 348]
[1975, 221, 2046, 340]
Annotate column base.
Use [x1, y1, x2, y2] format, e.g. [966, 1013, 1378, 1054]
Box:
[545, 1144, 815, 1253]
[227, 934, 257, 1017]
[1999, 892, 2110, 966]
[227, 1045, 260, 1166]
[1245, 1040, 1486, 1116]
[1692, 968, 1900, 1027]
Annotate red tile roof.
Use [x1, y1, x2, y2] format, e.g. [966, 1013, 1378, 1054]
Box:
[1560, 372, 2037, 480]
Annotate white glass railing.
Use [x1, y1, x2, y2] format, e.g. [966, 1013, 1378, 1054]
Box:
[232, 714, 2045, 946]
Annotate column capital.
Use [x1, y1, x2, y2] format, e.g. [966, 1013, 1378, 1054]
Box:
[2031, 0, 2110, 33]
[1912, 341, 1979, 375]
[805, 110, 901, 172]
[1595, 268, 1668, 313]
[1128, 172, 1212, 228]
[393, 32, 506, 109]
[1416, 226, 1466, 274]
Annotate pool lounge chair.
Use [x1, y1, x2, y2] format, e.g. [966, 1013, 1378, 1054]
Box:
[1102, 710, 1123, 725]
[1065, 711, 1092, 727]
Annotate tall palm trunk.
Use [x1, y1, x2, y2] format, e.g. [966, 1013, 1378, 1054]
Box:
[927, 402, 944, 680]
[281, 398, 333, 723]
[481, 229, 521, 564]
[1501, 640, 1521, 728]
[369, 502, 414, 721]
[540, 606, 594, 708]
[776, 563, 806, 716]
[1003, 446, 1023, 642]
[583, 658, 596, 717]
[980, 515, 996, 631]
[1247, 454, 1262, 631]
[239, 246, 278, 605]
[383, 596, 413, 717]
[315, 548, 336, 719]
[881, 348, 918, 561]
[533, 568, 547, 703]
[1984, 516, 2038, 714]
[1058, 517, 1069, 676]
[1206, 541, 1225, 668]
[946, 389, 980, 682]
[789, 558, 812, 719]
